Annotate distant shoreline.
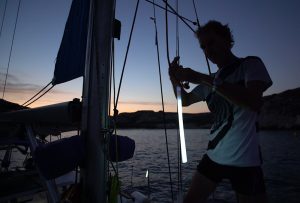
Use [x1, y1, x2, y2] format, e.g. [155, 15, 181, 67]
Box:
[1, 87, 300, 130]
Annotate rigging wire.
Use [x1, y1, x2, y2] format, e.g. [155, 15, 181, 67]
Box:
[175, 0, 184, 194]
[175, 0, 179, 58]
[165, 0, 188, 165]
[2, 0, 22, 99]
[114, 0, 140, 111]
[110, 20, 119, 178]
[0, 0, 8, 38]
[105, 0, 122, 198]
[112, 31, 117, 121]
[111, 31, 122, 180]
[145, 0, 196, 26]
[21, 81, 52, 106]
[175, 0, 181, 194]
[23, 85, 54, 107]
[110, 16, 119, 178]
[150, 0, 174, 202]
[191, 0, 211, 75]
[153, 0, 211, 76]
[162, 0, 195, 33]
[164, 0, 177, 202]
[164, 0, 171, 65]
[109, 0, 140, 199]
[192, 0, 200, 27]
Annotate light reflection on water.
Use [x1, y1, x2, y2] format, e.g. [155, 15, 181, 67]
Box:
[2, 129, 300, 203]
[115, 129, 300, 203]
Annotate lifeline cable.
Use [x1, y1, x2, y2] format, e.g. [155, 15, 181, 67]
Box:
[2, 0, 22, 99]
[150, 0, 174, 201]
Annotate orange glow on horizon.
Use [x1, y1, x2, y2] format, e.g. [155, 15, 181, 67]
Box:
[4, 91, 209, 114]
[3, 91, 80, 108]
[112, 101, 209, 114]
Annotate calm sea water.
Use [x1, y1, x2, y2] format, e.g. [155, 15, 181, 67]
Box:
[114, 129, 300, 203]
[2, 129, 300, 202]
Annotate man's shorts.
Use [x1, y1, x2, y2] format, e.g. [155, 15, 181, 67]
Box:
[197, 154, 266, 195]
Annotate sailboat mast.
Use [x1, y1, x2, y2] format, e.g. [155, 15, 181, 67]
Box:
[81, 0, 115, 202]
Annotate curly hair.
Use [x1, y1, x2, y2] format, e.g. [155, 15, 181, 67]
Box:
[196, 20, 234, 48]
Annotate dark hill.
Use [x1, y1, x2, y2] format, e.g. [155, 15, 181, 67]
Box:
[115, 111, 213, 129]
[115, 87, 300, 130]
[259, 87, 300, 129]
[1, 87, 300, 129]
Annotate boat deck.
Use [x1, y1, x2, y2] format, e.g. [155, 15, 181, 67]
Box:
[0, 169, 76, 202]
[0, 169, 44, 202]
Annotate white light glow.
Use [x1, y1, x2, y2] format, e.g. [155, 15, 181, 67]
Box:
[176, 86, 187, 163]
[145, 170, 148, 178]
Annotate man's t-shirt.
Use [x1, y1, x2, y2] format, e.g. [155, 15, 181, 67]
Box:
[191, 57, 272, 167]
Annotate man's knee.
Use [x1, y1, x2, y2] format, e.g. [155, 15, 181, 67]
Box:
[183, 172, 217, 203]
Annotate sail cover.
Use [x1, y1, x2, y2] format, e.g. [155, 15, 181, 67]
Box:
[52, 0, 90, 85]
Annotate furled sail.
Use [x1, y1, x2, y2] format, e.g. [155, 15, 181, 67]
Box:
[52, 0, 90, 85]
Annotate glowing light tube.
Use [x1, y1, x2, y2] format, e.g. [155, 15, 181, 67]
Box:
[176, 86, 187, 163]
[145, 170, 148, 178]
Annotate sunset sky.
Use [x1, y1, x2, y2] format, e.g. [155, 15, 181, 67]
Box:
[1, 0, 300, 113]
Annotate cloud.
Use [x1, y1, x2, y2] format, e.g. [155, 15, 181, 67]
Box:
[0, 72, 71, 94]
[0, 72, 19, 81]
